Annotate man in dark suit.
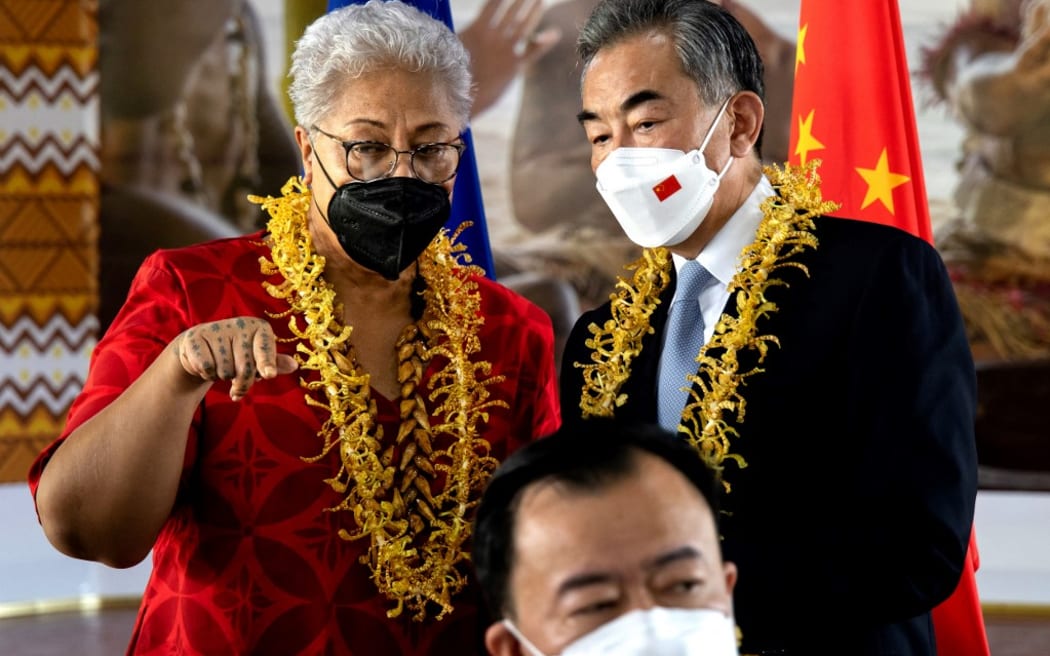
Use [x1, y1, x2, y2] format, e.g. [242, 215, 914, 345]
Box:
[558, 1, 978, 653]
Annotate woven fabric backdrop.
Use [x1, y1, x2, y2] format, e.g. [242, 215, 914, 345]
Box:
[0, 1, 98, 483]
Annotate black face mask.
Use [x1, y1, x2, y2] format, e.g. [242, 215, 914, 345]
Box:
[313, 150, 451, 280]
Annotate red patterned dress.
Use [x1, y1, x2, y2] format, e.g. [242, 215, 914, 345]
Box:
[28, 232, 561, 655]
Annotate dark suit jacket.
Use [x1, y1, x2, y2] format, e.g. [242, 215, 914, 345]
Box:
[560, 216, 978, 655]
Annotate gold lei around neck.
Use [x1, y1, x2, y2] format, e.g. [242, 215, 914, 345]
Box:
[577, 162, 838, 490]
[249, 177, 508, 621]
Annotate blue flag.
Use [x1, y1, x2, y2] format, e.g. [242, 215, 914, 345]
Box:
[327, 0, 496, 279]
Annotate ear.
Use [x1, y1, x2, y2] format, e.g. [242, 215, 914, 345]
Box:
[723, 560, 739, 595]
[294, 125, 314, 187]
[726, 91, 764, 158]
[485, 621, 525, 656]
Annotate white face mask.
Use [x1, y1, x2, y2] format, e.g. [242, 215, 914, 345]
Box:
[594, 99, 733, 248]
[504, 607, 739, 656]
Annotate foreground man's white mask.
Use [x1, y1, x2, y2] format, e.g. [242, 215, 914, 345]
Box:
[504, 607, 739, 656]
[594, 99, 733, 248]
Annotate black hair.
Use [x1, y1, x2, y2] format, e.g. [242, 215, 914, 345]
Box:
[471, 418, 720, 619]
[577, 0, 765, 154]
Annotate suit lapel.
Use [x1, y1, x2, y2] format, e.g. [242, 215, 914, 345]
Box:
[621, 266, 676, 421]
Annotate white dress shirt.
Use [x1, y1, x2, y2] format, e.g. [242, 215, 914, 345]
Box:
[658, 176, 774, 374]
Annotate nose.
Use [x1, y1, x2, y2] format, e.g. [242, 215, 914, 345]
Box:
[613, 133, 637, 150]
[593, 129, 638, 169]
[623, 588, 658, 613]
[392, 149, 415, 178]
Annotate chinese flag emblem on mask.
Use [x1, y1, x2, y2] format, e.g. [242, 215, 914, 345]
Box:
[652, 175, 682, 201]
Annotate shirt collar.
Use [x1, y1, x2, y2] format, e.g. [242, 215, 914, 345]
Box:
[672, 175, 775, 287]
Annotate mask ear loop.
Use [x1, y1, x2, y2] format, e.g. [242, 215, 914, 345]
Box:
[501, 620, 551, 656]
[307, 134, 343, 226]
[410, 261, 426, 319]
[715, 151, 735, 181]
[696, 97, 735, 180]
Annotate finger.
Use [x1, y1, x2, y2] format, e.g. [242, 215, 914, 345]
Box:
[229, 328, 256, 401]
[510, 0, 545, 44]
[205, 319, 237, 382]
[475, 0, 504, 27]
[253, 322, 280, 379]
[522, 26, 562, 63]
[178, 328, 217, 380]
[176, 330, 200, 377]
[275, 353, 299, 376]
[494, 0, 532, 35]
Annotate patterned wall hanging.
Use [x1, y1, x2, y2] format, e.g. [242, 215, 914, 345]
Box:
[0, 1, 98, 483]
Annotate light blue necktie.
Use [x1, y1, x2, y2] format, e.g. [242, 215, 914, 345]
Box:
[658, 261, 714, 431]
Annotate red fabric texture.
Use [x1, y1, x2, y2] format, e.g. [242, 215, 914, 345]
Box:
[28, 232, 561, 655]
[789, 2, 988, 653]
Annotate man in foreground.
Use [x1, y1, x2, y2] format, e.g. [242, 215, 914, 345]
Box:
[474, 419, 739, 656]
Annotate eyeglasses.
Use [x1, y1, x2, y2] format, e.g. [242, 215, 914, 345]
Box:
[311, 125, 466, 184]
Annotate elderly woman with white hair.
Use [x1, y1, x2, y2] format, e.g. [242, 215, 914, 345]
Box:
[28, 2, 560, 653]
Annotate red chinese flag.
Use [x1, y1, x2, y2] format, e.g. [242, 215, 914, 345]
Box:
[788, 0, 931, 242]
[788, 2, 988, 654]
[653, 175, 682, 201]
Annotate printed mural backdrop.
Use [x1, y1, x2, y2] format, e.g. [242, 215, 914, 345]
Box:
[0, 1, 98, 483]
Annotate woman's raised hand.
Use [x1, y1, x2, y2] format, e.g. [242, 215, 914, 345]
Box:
[175, 317, 298, 401]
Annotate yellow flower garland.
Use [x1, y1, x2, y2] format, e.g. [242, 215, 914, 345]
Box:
[577, 162, 838, 490]
[250, 177, 507, 621]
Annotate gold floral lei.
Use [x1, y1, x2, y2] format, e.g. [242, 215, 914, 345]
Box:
[577, 162, 838, 490]
[250, 177, 508, 621]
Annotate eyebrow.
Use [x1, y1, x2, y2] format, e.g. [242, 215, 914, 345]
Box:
[334, 119, 453, 136]
[554, 546, 704, 599]
[555, 572, 617, 599]
[577, 89, 666, 125]
[646, 545, 703, 570]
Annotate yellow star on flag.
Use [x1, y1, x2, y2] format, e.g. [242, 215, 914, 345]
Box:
[793, 109, 824, 165]
[796, 23, 808, 75]
[855, 148, 910, 213]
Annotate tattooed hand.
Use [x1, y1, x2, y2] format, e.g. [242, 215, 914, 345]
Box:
[174, 317, 298, 401]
